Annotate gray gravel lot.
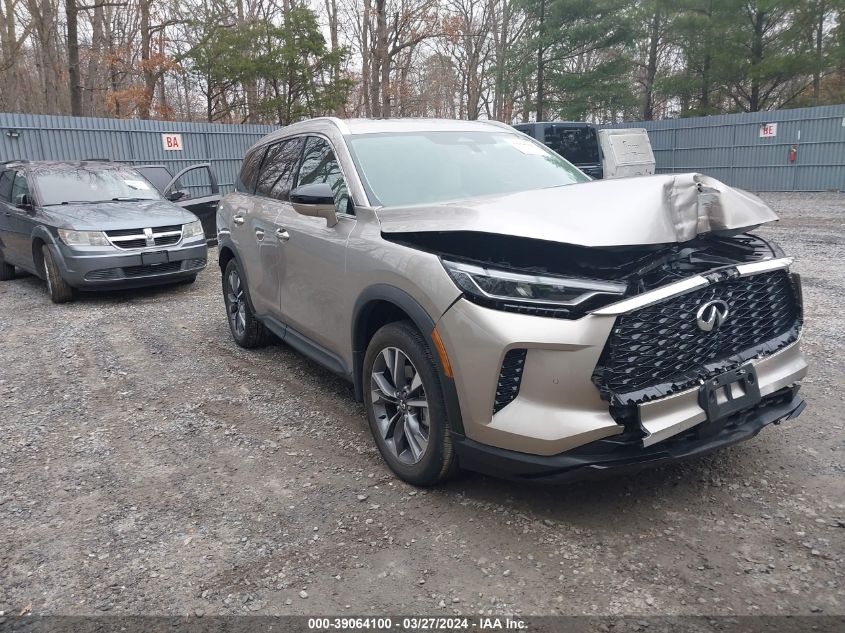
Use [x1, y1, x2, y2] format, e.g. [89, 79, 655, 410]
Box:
[0, 192, 842, 617]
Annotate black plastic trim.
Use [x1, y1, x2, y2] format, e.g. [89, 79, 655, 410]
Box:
[352, 284, 465, 435]
[453, 391, 805, 484]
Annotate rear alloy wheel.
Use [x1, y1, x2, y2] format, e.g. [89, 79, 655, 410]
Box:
[41, 245, 76, 303]
[222, 259, 271, 348]
[364, 321, 458, 486]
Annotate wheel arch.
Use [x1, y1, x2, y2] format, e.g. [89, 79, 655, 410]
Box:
[31, 226, 60, 279]
[352, 285, 464, 435]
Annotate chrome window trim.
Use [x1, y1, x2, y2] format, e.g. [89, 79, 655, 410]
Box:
[592, 257, 794, 317]
[735, 257, 793, 277]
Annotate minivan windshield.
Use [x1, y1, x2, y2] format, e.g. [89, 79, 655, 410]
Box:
[34, 166, 162, 205]
[347, 131, 589, 207]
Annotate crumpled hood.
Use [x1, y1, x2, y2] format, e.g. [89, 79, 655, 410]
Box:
[44, 199, 198, 231]
[375, 173, 778, 247]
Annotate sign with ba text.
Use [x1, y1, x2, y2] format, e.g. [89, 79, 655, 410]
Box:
[759, 123, 777, 138]
[162, 133, 183, 151]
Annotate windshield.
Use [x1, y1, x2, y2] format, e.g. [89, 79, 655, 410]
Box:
[347, 131, 589, 207]
[34, 166, 162, 205]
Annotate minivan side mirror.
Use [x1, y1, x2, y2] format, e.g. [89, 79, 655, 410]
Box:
[168, 189, 188, 202]
[290, 183, 338, 228]
[15, 193, 33, 211]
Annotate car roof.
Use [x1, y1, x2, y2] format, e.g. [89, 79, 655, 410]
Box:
[253, 117, 515, 150]
[1, 160, 128, 173]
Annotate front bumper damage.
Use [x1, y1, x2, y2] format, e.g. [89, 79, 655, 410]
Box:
[453, 388, 805, 483]
[435, 258, 808, 481]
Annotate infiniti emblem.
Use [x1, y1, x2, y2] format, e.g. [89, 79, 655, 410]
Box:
[696, 300, 730, 332]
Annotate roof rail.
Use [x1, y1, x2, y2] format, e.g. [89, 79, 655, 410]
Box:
[83, 157, 112, 162]
[1, 159, 29, 165]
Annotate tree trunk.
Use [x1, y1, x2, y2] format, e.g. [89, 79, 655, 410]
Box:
[378, 1, 389, 117]
[642, 10, 660, 120]
[362, 0, 371, 116]
[66, 0, 82, 116]
[749, 9, 765, 112]
[139, 0, 155, 119]
[536, 0, 545, 121]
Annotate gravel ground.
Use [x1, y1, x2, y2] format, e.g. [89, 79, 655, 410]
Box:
[0, 193, 842, 618]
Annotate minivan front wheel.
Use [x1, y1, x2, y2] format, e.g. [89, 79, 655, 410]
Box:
[364, 321, 457, 486]
[222, 259, 271, 348]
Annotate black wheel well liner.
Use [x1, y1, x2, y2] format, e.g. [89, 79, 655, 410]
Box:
[351, 285, 464, 435]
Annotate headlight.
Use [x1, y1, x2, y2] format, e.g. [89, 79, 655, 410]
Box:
[57, 229, 110, 247]
[182, 220, 204, 239]
[442, 259, 627, 317]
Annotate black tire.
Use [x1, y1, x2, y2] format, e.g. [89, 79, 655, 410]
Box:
[222, 258, 271, 348]
[363, 320, 458, 486]
[41, 245, 76, 303]
[0, 252, 13, 281]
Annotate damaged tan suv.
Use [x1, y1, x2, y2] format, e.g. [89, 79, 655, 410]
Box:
[216, 118, 807, 486]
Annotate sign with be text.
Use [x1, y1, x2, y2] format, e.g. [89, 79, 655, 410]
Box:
[759, 123, 777, 138]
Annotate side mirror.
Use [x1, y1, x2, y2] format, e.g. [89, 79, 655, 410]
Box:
[290, 183, 338, 227]
[15, 193, 33, 211]
[168, 189, 188, 202]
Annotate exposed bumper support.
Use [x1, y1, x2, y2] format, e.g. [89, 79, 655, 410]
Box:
[453, 390, 805, 484]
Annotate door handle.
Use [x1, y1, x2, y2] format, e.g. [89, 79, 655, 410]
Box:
[275, 227, 290, 242]
[254, 228, 265, 241]
[232, 214, 245, 225]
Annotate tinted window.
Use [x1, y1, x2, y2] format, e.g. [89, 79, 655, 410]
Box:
[255, 138, 304, 200]
[543, 126, 599, 164]
[134, 165, 172, 193]
[0, 170, 12, 202]
[237, 148, 264, 193]
[11, 172, 30, 202]
[297, 136, 351, 215]
[347, 131, 587, 207]
[32, 166, 161, 205]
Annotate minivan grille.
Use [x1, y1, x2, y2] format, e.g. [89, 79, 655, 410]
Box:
[493, 349, 527, 414]
[593, 270, 801, 405]
[105, 225, 182, 250]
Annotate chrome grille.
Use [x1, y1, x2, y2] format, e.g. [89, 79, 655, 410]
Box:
[105, 225, 182, 250]
[592, 270, 801, 405]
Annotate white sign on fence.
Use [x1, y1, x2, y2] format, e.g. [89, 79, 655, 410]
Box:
[161, 133, 183, 151]
[759, 123, 778, 138]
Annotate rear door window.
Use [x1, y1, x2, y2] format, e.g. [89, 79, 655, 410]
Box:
[255, 137, 304, 200]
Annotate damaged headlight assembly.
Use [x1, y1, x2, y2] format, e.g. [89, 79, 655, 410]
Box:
[441, 259, 627, 318]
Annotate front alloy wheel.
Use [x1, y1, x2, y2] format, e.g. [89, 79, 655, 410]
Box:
[363, 321, 457, 486]
[370, 347, 430, 464]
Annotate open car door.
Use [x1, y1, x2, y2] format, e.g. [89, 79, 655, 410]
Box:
[162, 164, 221, 243]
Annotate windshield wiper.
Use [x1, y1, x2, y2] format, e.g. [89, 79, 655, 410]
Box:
[110, 197, 147, 202]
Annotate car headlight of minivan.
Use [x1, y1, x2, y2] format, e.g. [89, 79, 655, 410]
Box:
[441, 259, 628, 315]
[57, 229, 110, 247]
[182, 220, 204, 239]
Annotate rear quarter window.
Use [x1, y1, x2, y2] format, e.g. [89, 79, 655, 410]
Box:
[237, 148, 265, 194]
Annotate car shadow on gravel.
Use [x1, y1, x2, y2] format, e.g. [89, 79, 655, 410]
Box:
[436, 443, 758, 527]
